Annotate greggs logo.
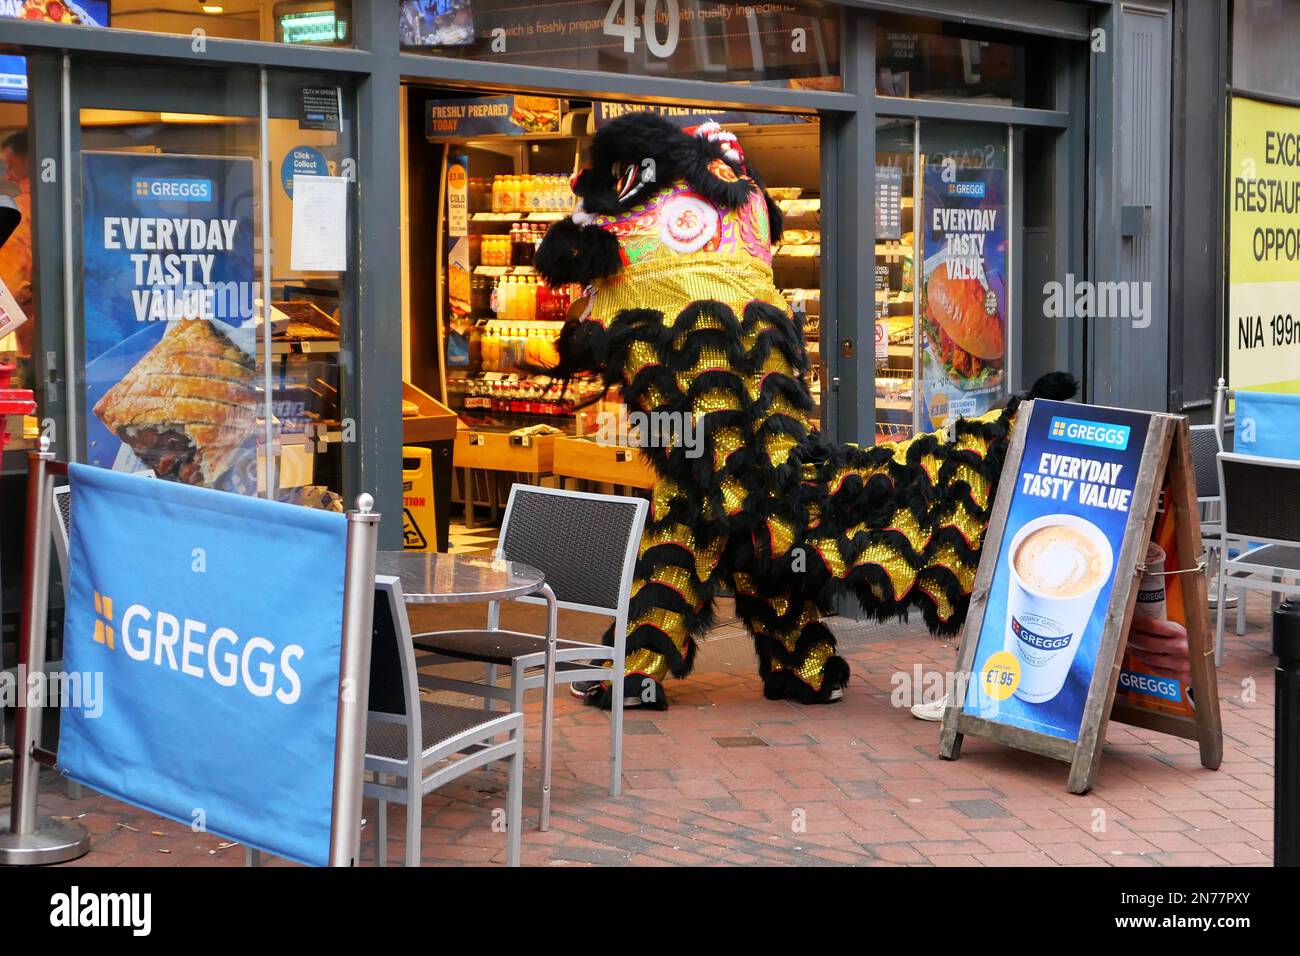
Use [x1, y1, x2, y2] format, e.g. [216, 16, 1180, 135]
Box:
[93, 591, 115, 650]
[88, 590, 304, 704]
[133, 177, 213, 202]
[1048, 416, 1131, 451]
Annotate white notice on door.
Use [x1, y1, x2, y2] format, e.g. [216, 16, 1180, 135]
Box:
[290, 174, 347, 272]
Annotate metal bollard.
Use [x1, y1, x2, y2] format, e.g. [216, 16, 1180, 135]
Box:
[1274, 598, 1300, 867]
[0, 442, 89, 864]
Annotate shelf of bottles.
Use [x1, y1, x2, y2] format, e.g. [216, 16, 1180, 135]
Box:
[447, 171, 601, 431]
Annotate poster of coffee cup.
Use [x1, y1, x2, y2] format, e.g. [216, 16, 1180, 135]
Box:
[918, 165, 1008, 430]
[961, 399, 1151, 741]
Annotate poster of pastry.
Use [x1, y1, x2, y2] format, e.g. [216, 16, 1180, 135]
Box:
[81, 151, 257, 489]
[918, 165, 1008, 431]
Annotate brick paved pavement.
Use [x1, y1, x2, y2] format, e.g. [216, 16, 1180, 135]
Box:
[5, 592, 1277, 867]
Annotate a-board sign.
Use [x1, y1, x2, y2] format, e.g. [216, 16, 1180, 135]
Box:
[939, 399, 1222, 794]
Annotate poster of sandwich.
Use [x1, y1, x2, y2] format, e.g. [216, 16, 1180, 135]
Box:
[425, 94, 562, 138]
[81, 151, 258, 490]
[960, 400, 1150, 742]
[918, 165, 1007, 431]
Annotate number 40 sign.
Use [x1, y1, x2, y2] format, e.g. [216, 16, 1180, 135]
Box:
[604, 0, 682, 58]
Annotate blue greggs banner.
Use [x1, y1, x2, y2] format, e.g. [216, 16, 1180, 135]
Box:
[1233, 390, 1300, 460]
[59, 464, 349, 866]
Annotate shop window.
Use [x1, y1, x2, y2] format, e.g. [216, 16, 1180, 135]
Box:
[401, 0, 841, 91]
[874, 118, 1011, 441]
[1, 0, 352, 48]
[875, 15, 1045, 108]
[72, 64, 356, 513]
[1233, 0, 1300, 101]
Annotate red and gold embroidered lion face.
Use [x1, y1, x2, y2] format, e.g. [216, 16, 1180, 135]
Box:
[535, 112, 785, 290]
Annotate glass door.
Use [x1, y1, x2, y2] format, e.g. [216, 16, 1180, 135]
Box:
[67, 58, 356, 511]
[874, 118, 1011, 440]
[915, 121, 1010, 433]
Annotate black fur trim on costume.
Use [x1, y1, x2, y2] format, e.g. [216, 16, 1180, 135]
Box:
[743, 162, 784, 243]
[761, 652, 850, 704]
[539, 317, 612, 385]
[586, 673, 670, 711]
[534, 217, 623, 288]
[1026, 371, 1079, 402]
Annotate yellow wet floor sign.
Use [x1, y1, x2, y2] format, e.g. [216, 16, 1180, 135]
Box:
[402, 446, 436, 552]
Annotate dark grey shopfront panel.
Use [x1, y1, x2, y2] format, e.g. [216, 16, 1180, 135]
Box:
[1090, 3, 1170, 411]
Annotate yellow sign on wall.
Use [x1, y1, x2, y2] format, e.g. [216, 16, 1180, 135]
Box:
[1228, 96, 1300, 393]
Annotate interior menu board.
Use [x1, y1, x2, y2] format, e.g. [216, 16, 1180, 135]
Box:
[961, 400, 1149, 741]
[426, 94, 562, 137]
[918, 165, 1008, 430]
[875, 165, 902, 240]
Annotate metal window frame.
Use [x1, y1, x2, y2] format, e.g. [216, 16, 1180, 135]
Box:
[2, 0, 1094, 547]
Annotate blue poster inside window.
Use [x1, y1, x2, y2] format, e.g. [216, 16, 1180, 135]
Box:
[919, 165, 1008, 431]
[81, 152, 257, 486]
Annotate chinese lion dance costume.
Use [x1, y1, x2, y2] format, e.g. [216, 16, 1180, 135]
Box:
[535, 113, 1074, 708]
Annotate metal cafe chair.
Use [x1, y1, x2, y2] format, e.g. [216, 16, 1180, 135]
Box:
[1190, 422, 1244, 634]
[1215, 451, 1300, 664]
[365, 575, 524, 867]
[411, 484, 647, 823]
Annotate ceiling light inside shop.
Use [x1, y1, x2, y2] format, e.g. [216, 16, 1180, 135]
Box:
[202, 4, 224, 13]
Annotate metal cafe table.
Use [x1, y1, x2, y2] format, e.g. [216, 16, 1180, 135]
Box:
[373, 550, 559, 828]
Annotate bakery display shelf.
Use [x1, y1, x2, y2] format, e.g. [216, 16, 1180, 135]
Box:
[456, 427, 558, 473]
[268, 339, 341, 356]
[471, 211, 567, 224]
[552, 436, 657, 490]
[474, 264, 536, 276]
[776, 197, 820, 227]
[774, 244, 821, 257]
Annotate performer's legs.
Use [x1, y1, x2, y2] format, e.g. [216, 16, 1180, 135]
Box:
[733, 574, 850, 703]
[589, 511, 727, 710]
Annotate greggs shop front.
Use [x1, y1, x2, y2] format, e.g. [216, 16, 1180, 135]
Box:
[0, 0, 1127, 613]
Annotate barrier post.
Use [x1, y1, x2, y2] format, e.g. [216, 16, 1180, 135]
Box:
[1275, 597, 1300, 867]
[328, 493, 380, 866]
[0, 440, 89, 864]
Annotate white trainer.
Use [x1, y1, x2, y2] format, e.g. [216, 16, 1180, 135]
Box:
[910, 695, 949, 721]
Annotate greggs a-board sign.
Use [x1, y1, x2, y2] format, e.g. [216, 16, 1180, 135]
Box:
[940, 400, 1222, 794]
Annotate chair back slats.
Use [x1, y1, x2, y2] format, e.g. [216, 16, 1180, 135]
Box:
[1189, 425, 1223, 500]
[1220, 454, 1300, 544]
[500, 487, 643, 611]
[367, 582, 409, 717]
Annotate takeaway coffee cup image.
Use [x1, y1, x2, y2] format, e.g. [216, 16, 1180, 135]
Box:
[1004, 514, 1115, 704]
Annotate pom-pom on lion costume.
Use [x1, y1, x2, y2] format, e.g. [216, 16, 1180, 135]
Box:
[535, 113, 1076, 708]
